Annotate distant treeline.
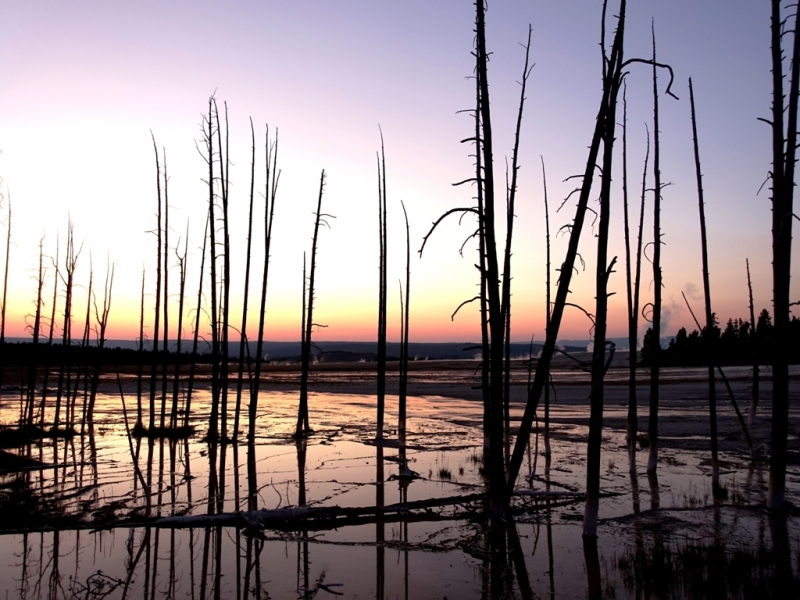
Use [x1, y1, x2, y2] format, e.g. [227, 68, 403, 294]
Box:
[0, 340, 586, 367]
[642, 309, 800, 366]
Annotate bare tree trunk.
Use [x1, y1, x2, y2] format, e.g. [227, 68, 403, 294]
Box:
[205, 99, 221, 442]
[294, 172, 328, 439]
[136, 269, 146, 431]
[71, 260, 92, 432]
[160, 150, 170, 429]
[0, 191, 10, 396]
[501, 26, 532, 469]
[541, 158, 552, 458]
[40, 240, 60, 428]
[26, 236, 45, 426]
[170, 226, 188, 429]
[216, 102, 232, 443]
[149, 135, 163, 433]
[647, 27, 663, 476]
[234, 119, 257, 443]
[376, 136, 388, 441]
[689, 78, 720, 491]
[398, 201, 411, 446]
[767, 0, 799, 509]
[746, 258, 759, 426]
[54, 221, 80, 432]
[584, 3, 625, 537]
[250, 126, 279, 441]
[624, 111, 649, 464]
[89, 260, 114, 424]
[185, 216, 209, 431]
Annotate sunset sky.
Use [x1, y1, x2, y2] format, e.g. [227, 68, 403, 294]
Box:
[0, 1, 789, 345]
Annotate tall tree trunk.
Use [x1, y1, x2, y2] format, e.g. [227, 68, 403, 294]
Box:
[206, 99, 221, 442]
[689, 78, 720, 490]
[234, 119, 257, 443]
[160, 150, 170, 429]
[294, 171, 327, 439]
[250, 126, 279, 441]
[170, 227, 188, 429]
[584, 3, 625, 537]
[185, 216, 209, 430]
[149, 134, 163, 433]
[647, 27, 663, 476]
[746, 258, 759, 426]
[541, 158, 552, 458]
[398, 201, 411, 446]
[215, 102, 232, 443]
[624, 115, 649, 463]
[136, 269, 146, 430]
[89, 260, 114, 424]
[26, 236, 45, 426]
[54, 221, 80, 432]
[0, 191, 10, 398]
[767, 0, 800, 510]
[376, 136, 388, 441]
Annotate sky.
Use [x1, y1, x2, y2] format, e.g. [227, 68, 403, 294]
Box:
[0, 1, 791, 345]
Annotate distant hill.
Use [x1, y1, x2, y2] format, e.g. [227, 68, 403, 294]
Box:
[5, 338, 591, 361]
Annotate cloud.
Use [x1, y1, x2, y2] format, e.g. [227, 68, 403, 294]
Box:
[661, 296, 684, 335]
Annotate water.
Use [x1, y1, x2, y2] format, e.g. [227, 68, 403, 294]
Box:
[0, 370, 797, 598]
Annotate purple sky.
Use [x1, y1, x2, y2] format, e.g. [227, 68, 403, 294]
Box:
[0, 1, 789, 342]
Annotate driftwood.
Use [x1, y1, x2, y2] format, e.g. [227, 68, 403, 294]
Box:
[0, 489, 590, 535]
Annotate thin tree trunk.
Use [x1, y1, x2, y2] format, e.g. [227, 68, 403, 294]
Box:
[54, 221, 80, 432]
[26, 236, 45, 426]
[216, 102, 232, 443]
[161, 150, 170, 429]
[398, 201, 411, 445]
[0, 191, 10, 398]
[768, 0, 799, 509]
[40, 239, 60, 428]
[206, 99, 221, 442]
[185, 216, 209, 431]
[689, 78, 720, 490]
[234, 119, 257, 443]
[149, 135, 163, 433]
[647, 27, 663, 476]
[170, 227, 188, 429]
[136, 269, 146, 430]
[376, 137, 388, 441]
[89, 261, 114, 424]
[746, 258, 759, 426]
[295, 171, 327, 438]
[584, 3, 625, 537]
[250, 126, 279, 441]
[541, 158, 552, 458]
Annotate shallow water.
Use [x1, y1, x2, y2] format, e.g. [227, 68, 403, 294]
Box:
[0, 377, 798, 598]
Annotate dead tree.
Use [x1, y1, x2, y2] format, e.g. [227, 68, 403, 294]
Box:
[88, 259, 114, 424]
[647, 26, 664, 476]
[70, 257, 93, 431]
[623, 102, 649, 458]
[203, 98, 221, 442]
[689, 78, 720, 490]
[746, 259, 759, 426]
[398, 200, 411, 445]
[54, 220, 81, 432]
[233, 119, 257, 442]
[294, 171, 329, 439]
[160, 149, 170, 429]
[40, 238, 60, 427]
[249, 126, 279, 441]
[584, 0, 626, 537]
[766, 0, 800, 510]
[0, 192, 10, 400]
[507, 0, 676, 502]
[376, 135, 388, 441]
[420, 3, 532, 523]
[25, 236, 46, 425]
[215, 101, 232, 443]
[135, 268, 146, 430]
[541, 158, 552, 458]
[170, 226, 188, 429]
[149, 134, 163, 433]
[185, 216, 209, 430]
